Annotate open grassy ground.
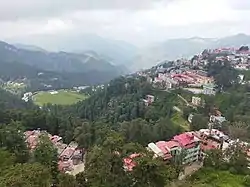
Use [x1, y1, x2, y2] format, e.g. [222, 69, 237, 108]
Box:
[33, 90, 88, 106]
[171, 113, 190, 131]
[171, 168, 246, 187]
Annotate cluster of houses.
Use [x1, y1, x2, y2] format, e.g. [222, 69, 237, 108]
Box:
[144, 67, 216, 96]
[138, 46, 250, 95]
[24, 130, 85, 175]
[73, 86, 90, 92]
[124, 128, 250, 171]
[1, 80, 27, 95]
[207, 47, 250, 70]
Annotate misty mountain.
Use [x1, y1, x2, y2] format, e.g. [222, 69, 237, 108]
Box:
[9, 34, 138, 67]
[0, 60, 125, 92]
[134, 33, 250, 70]
[0, 40, 127, 75]
[68, 34, 138, 66]
[14, 43, 47, 52]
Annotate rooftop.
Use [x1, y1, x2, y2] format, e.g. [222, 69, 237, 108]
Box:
[173, 132, 199, 148]
[155, 141, 172, 160]
[164, 140, 180, 149]
[60, 147, 75, 159]
[123, 154, 140, 171]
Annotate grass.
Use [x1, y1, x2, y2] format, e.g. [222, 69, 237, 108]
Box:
[33, 90, 88, 106]
[188, 169, 246, 187]
[171, 169, 246, 187]
[171, 113, 190, 131]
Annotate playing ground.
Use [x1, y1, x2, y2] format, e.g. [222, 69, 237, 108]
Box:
[33, 90, 88, 106]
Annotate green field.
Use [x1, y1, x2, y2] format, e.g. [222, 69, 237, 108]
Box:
[171, 113, 190, 131]
[33, 90, 88, 106]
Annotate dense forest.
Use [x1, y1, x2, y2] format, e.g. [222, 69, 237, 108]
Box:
[0, 60, 122, 92]
[0, 88, 33, 109]
[0, 61, 250, 186]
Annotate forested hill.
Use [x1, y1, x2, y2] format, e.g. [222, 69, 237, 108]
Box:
[0, 41, 127, 89]
[0, 60, 123, 91]
[0, 88, 32, 109]
[73, 76, 176, 122]
[0, 40, 125, 74]
[0, 70, 250, 186]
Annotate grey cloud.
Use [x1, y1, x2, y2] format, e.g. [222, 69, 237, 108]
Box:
[0, 0, 170, 20]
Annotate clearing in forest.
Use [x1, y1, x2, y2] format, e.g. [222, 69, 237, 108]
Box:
[33, 90, 88, 106]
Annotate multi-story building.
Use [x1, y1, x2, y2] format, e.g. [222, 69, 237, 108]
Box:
[172, 132, 201, 164]
[155, 141, 173, 160]
[164, 140, 182, 161]
[24, 130, 84, 174]
[203, 84, 216, 95]
[192, 129, 232, 160]
[148, 132, 201, 165]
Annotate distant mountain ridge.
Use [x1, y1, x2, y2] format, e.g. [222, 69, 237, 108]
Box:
[14, 43, 47, 52]
[8, 34, 138, 68]
[134, 33, 250, 70]
[0, 40, 127, 75]
[7, 33, 250, 71]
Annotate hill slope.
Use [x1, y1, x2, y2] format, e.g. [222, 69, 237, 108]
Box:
[0, 60, 123, 91]
[134, 34, 250, 70]
[0, 88, 31, 109]
[9, 34, 138, 67]
[14, 43, 47, 52]
[0, 40, 125, 75]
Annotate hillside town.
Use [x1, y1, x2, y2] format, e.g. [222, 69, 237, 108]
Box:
[24, 130, 85, 176]
[124, 127, 250, 174]
[20, 46, 250, 179]
[123, 46, 250, 177]
[1, 0, 250, 185]
[1, 44, 250, 186]
[138, 46, 250, 96]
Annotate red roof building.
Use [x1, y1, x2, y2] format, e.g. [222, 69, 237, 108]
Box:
[173, 132, 198, 149]
[123, 153, 140, 171]
[165, 140, 180, 150]
[60, 147, 75, 160]
[58, 160, 73, 172]
[155, 141, 172, 160]
[172, 132, 201, 164]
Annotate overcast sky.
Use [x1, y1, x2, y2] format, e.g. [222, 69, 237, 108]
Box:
[1, 0, 250, 47]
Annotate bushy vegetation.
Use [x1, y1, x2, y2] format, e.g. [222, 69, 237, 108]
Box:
[1, 64, 250, 186]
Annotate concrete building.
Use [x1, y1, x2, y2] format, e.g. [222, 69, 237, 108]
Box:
[155, 141, 173, 160]
[210, 115, 226, 126]
[203, 84, 216, 95]
[192, 96, 202, 106]
[172, 132, 201, 164]
[148, 132, 201, 165]
[24, 130, 84, 174]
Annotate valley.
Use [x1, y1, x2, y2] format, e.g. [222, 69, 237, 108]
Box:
[2, 0, 250, 186]
[0, 36, 250, 187]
